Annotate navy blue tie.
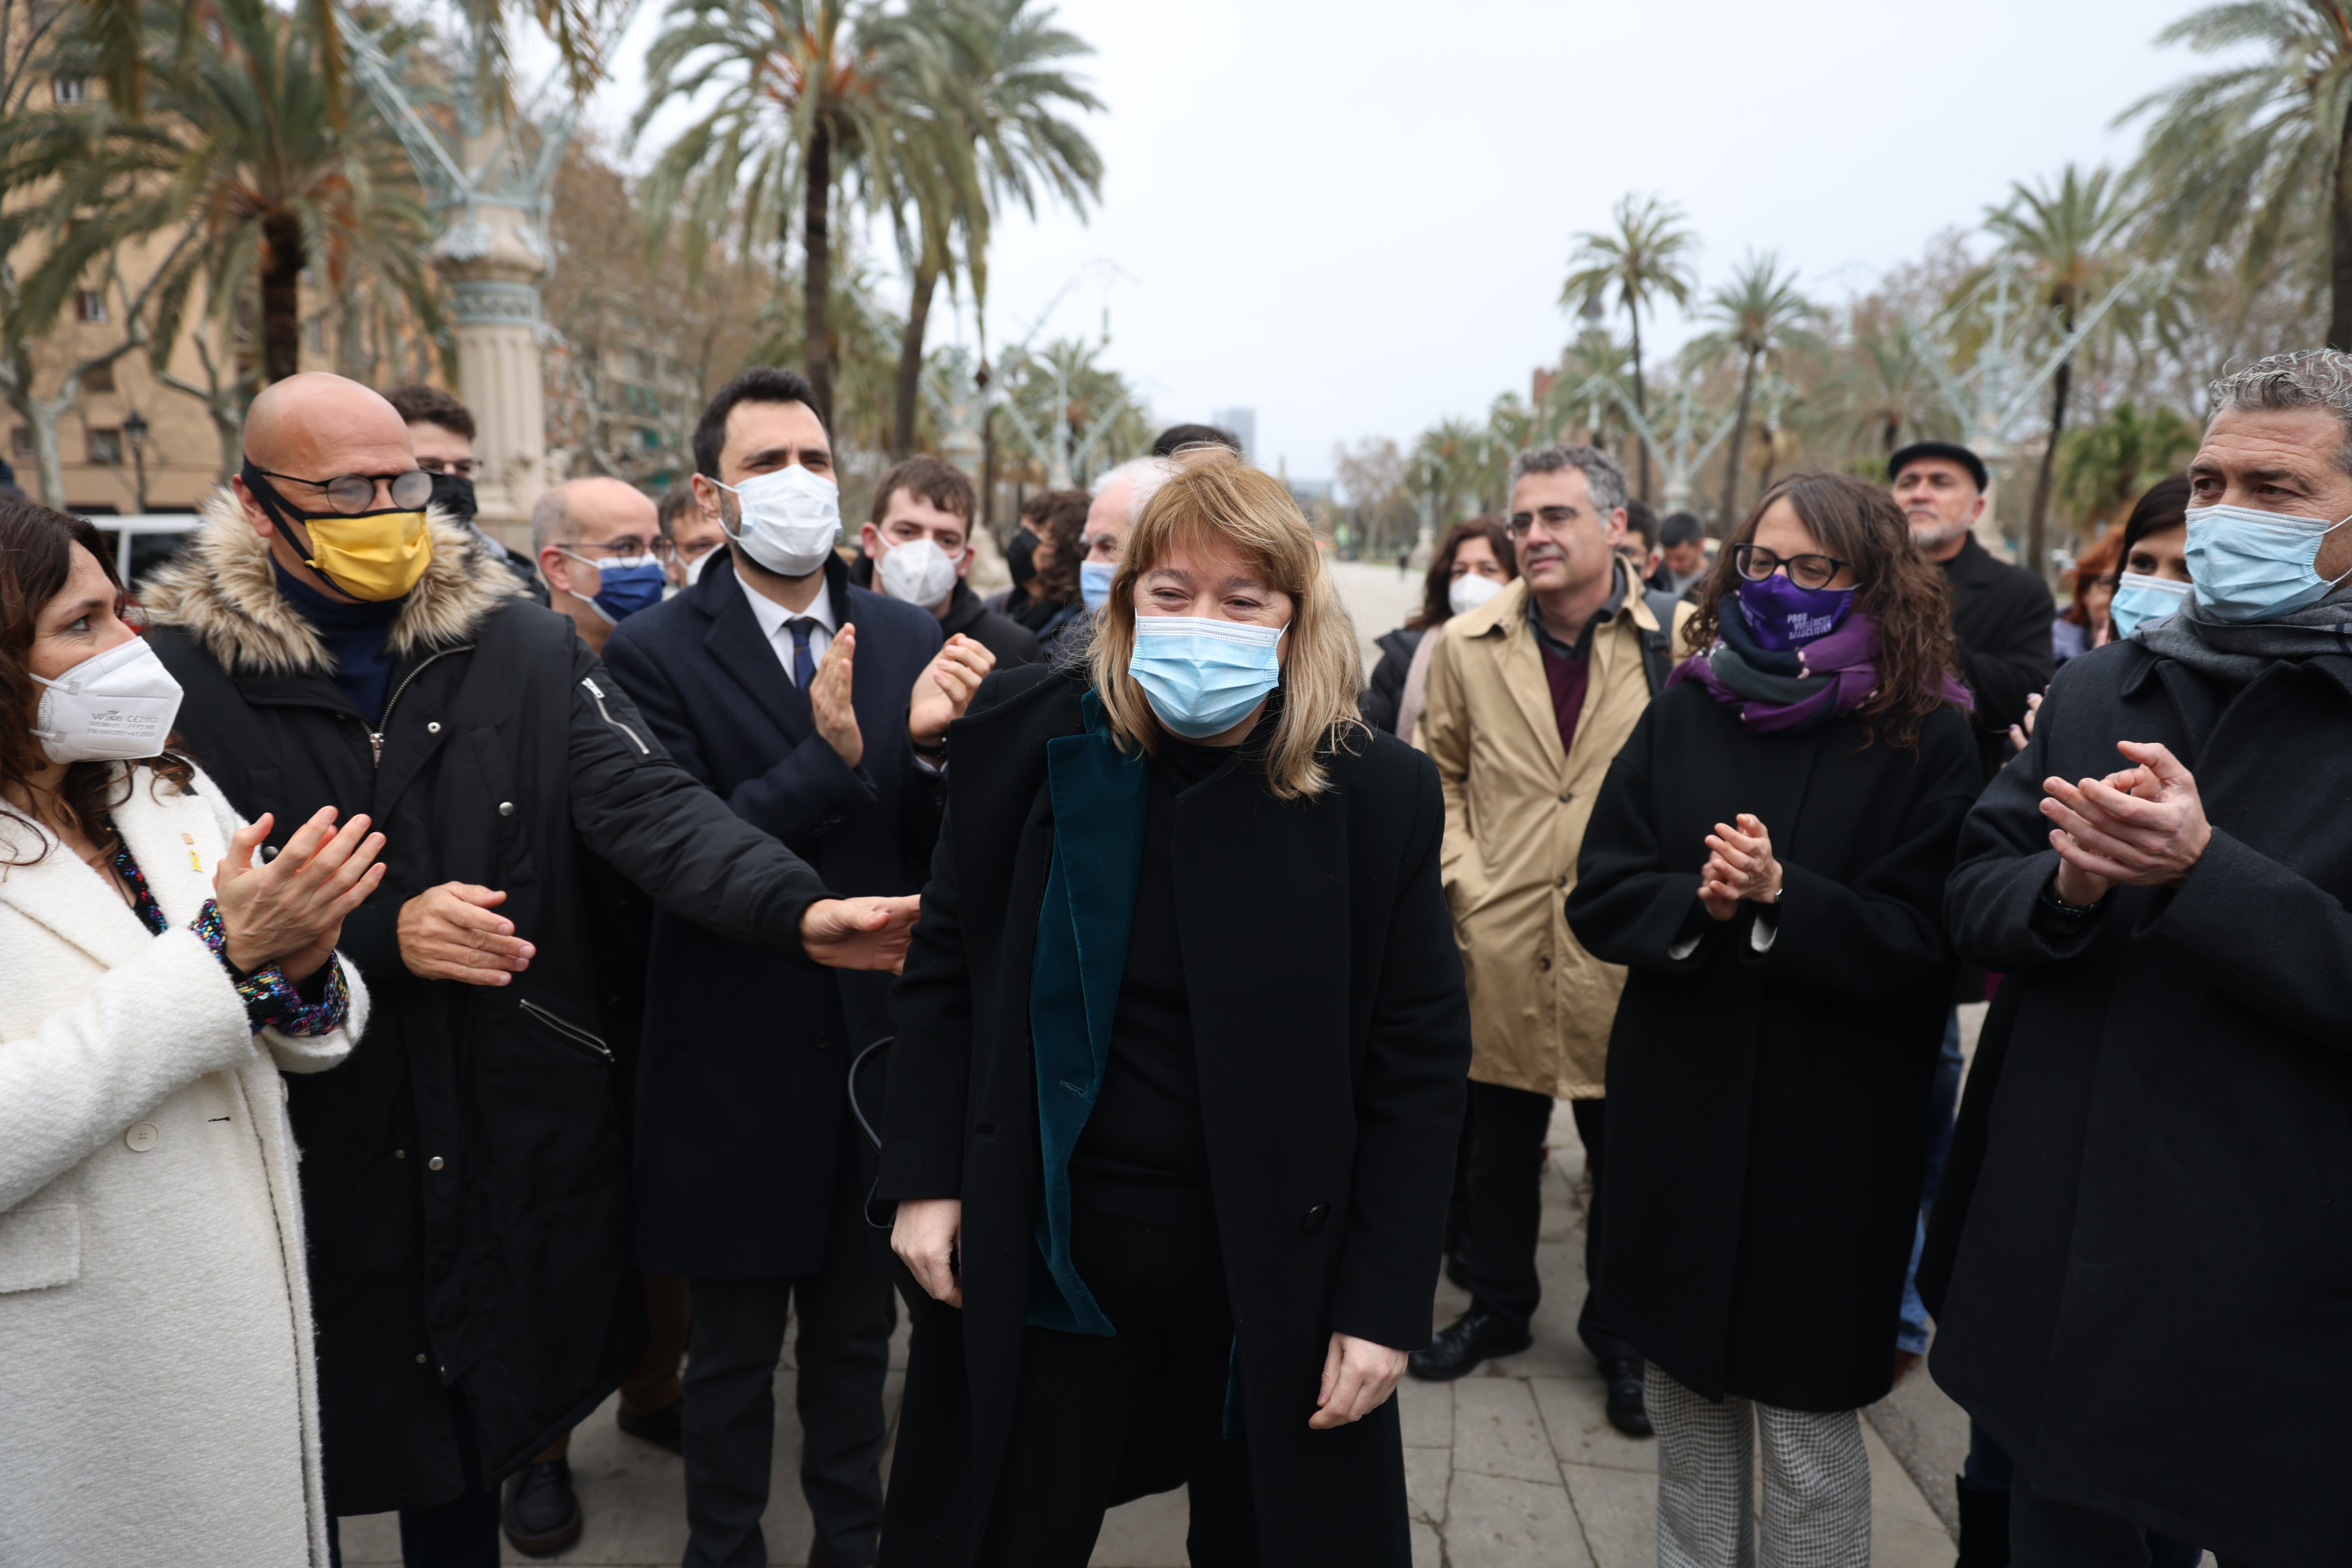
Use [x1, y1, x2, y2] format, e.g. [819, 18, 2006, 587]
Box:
[788, 617, 818, 690]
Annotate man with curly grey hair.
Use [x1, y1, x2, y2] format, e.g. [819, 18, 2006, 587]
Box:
[1410, 442, 1693, 1439]
[1930, 347, 2352, 1566]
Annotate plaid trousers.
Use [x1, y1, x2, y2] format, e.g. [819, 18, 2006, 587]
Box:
[1649, 1366, 1871, 1568]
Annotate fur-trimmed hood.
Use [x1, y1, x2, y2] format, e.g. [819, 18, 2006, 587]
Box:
[141, 487, 525, 676]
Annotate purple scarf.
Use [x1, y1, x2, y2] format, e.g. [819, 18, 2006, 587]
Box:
[1667, 611, 1972, 734]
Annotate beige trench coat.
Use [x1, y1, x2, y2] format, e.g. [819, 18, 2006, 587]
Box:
[1417, 569, 1692, 1099]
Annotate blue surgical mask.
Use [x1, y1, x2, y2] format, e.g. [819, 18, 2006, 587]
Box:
[1128, 615, 1285, 739]
[2109, 571, 2191, 641]
[2184, 502, 2352, 623]
[1079, 558, 1118, 612]
[564, 550, 667, 625]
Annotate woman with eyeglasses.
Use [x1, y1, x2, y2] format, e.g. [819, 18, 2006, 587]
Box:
[1565, 472, 1979, 1566]
[0, 499, 378, 1565]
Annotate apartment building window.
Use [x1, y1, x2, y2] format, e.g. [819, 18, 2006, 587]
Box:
[52, 76, 87, 106]
[83, 361, 114, 394]
[87, 427, 124, 466]
[10, 427, 32, 459]
[74, 290, 107, 324]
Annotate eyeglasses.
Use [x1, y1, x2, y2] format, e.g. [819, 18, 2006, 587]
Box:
[1731, 542, 1851, 590]
[558, 537, 673, 561]
[413, 457, 477, 478]
[1506, 505, 1585, 539]
[251, 465, 433, 515]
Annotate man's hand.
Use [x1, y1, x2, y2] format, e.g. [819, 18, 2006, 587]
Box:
[908, 635, 996, 750]
[2040, 739, 2211, 895]
[892, 1197, 963, 1307]
[398, 882, 534, 984]
[1309, 1333, 1407, 1430]
[1698, 814, 1782, 920]
[2008, 690, 2043, 754]
[214, 805, 386, 976]
[810, 623, 863, 769]
[799, 894, 921, 972]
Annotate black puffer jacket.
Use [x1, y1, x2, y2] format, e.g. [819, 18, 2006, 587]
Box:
[142, 498, 833, 1514]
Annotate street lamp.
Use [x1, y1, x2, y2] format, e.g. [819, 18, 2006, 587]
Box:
[121, 409, 149, 513]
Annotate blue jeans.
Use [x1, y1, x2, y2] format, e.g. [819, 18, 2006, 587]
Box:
[1898, 1012, 1967, 1353]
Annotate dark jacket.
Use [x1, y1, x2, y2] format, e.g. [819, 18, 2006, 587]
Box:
[602, 550, 943, 1277]
[1932, 640, 2352, 1568]
[1939, 535, 2055, 780]
[140, 501, 833, 1515]
[1361, 625, 1423, 734]
[847, 555, 1043, 670]
[1566, 682, 1978, 1411]
[874, 664, 1470, 1568]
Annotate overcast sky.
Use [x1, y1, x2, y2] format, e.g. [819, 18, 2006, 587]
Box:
[577, 0, 2219, 483]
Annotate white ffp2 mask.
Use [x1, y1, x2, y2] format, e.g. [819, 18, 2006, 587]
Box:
[877, 537, 961, 607]
[30, 635, 184, 763]
[1448, 573, 1505, 617]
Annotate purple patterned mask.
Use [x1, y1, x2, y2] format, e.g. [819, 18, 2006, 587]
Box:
[1736, 573, 1855, 651]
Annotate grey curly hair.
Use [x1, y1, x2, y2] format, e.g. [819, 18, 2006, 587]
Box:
[1507, 442, 1628, 517]
[2210, 350, 2352, 473]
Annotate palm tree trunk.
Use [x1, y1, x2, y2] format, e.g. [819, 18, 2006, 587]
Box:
[260, 210, 306, 383]
[802, 121, 835, 425]
[892, 258, 939, 458]
[2028, 352, 2073, 586]
[2333, 87, 2352, 350]
[1627, 309, 1651, 503]
[1718, 349, 1757, 528]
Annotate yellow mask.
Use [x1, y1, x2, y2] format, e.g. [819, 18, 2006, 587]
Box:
[300, 509, 433, 602]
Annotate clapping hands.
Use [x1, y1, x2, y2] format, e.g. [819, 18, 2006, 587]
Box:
[2039, 740, 2212, 905]
[1699, 813, 1783, 922]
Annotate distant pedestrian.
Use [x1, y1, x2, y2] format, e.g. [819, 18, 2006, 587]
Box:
[1649, 510, 1709, 599]
[1360, 516, 1516, 739]
[1569, 471, 1978, 1567]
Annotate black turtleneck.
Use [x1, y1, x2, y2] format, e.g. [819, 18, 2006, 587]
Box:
[274, 560, 403, 723]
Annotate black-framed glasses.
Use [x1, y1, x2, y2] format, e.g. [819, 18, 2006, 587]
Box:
[251, 465, 433, 515]
[1506, 504, 1585, 539]
[558, 537, 673, 561]
[1731, 542, 1851, 590]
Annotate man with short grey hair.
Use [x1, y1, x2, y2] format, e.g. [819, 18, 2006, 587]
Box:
[1412, 442, 1692, 1436]
[1931, 347, 2352, 1564]
[1076, 456, 1176, 611]
[531, 477, 669, 656]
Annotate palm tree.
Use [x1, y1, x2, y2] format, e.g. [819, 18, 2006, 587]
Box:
[1412, 417, 1490, 524]
[1561, 193, 1698, 502]
[888, 0, 1101, 456]
[1820, 314, 1941, 454]
[2122, 0, 2352, 347]
[2, 0, 439, 385]
[636, 0, 959, 424]
[2057, 401, 2200, 533]
[1688, 251, 1818, 527]
[1984, 163, 2133, 583]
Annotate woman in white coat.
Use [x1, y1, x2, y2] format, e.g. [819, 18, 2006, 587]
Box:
[0, 501, 383, 1567]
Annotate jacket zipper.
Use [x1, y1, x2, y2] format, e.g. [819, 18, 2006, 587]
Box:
[517, 998, 614, 1062]
[580, 675, 649, 756]
[369, 646, 473, 768]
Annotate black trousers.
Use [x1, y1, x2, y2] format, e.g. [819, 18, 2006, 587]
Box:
[1461, 1081, 1638, 1364]
[976, 1199, 1257, 1568]
[683, 1145, 896, 1568]
[2009, 1470, 2216, 1568]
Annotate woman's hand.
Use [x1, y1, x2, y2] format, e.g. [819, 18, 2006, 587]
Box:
[892, 1197, 963, 1307]
[214, 807, 386, 976]
[1309, 1333, 1407, 1430]
[2008, 690, 2043, 754]
[1701, 814, 1783, 914]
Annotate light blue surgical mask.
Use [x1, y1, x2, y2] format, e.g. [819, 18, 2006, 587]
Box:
[2109, 571, 2192, 641]
[2184, 502, 2352, 623]
[1128, 615, 1285, 739]
[1079, 558, 1117, 612]
[563, 550, 667, 625]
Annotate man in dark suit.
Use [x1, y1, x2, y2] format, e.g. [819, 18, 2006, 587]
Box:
[601, 368, 993, 1568]
[1889, 441, 2055, 782]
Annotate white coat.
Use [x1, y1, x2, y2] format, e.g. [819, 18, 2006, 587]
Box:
[0, 763, 369, 1567]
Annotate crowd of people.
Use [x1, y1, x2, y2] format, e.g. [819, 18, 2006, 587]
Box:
[2, 346, 2349, 1568]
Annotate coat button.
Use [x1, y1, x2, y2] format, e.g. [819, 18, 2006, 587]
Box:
[124, 1121, 160, 1152]
[1301, 1203, 1329, 1235]
[426, 721, 442, 734]
[415, 1353, 428, 1364]
[261, 844, 280, 862]
[394, 1148, 406, 1159]
[497, 801, 515, 817]
[1556, 875, 1567, 889]
[428, 1156, 445, 1171]
[1539, 956, 1552, 971]
[1557, 791, 1573, 804]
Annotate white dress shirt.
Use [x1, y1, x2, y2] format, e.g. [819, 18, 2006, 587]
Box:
[737, 569, 837, 686]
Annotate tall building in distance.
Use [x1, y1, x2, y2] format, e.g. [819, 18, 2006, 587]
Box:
[1210, 406, 1257, 462]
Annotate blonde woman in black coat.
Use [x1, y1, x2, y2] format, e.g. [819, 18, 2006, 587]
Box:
[1567, 473, 1979, 1566]
[876, 452, 1470, 1567]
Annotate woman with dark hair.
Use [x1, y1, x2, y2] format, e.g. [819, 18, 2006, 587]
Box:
[1566, 472, 1979, 1565]
[0, 500, 379, 1564]
[2105, 471, 2194, 641]
[1360, 516, 1516, 737]
[1011, 489, 1095, 652]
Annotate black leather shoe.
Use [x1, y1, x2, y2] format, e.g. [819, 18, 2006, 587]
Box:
[616, 1396, 683, 1453]
[502, 1458, 583, 1558]
[1600, 1357, 1653, 1437]
[1408, 1307, 1533, 1381]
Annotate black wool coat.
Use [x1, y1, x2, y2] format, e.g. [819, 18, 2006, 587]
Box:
[602, 550, 942, 1278]
[873, 664, 1470, 1568]
[140, 509, 833, 1513]
[1566, 684, 1978, 1411]
[1939, 535, 2055, 782]
[1932, 640, 2352, 1568]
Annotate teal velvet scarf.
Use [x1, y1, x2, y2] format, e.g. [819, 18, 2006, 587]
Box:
[1026, 689, 1149, 1335]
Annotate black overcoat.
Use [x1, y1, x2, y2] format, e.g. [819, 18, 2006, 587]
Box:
[602, 551, 942, 1277]
[1566, 683, 1978, 1411]
[141, 511, 833, 1513]
[1932, 639, 2352, 1568]
[873, 664, 1470, 1568]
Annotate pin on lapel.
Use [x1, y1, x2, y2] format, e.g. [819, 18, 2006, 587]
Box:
[182, 831, 200, 873]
